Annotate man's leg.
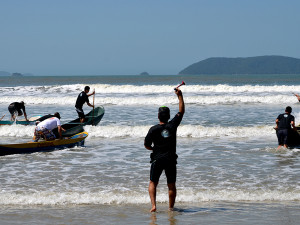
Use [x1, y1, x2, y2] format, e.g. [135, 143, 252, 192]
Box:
[167, 182, 176, 211]
[149, 181, 158, 212]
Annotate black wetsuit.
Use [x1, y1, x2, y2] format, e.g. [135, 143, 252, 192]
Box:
[75, 91, 89, 119]
[144, 112, 183, 183]
[8, 102, 25, 116]
[276, 113, 294, 145]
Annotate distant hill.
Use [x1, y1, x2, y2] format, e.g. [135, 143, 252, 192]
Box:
[178, 56, 300, 75]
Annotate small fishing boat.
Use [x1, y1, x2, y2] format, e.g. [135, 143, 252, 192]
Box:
[0, 116, 41, 126]
[0, 132, 88, 156]
[53, 106, 105, 137]
[286, 126, 300, 147]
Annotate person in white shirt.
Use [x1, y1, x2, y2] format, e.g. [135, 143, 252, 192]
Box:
[33, 112, 66, 142]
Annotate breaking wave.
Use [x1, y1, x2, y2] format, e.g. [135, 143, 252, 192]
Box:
[0, 124, 275, 139]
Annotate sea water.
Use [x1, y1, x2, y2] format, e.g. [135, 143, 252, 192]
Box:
[0, 75, 300, 224]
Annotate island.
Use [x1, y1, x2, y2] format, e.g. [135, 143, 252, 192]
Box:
[139, 72, 150, 76]
[11, 72, 23, 77]
[178, 56, 300, 75]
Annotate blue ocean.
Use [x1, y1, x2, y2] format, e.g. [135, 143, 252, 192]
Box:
[0, 74, 300, 225]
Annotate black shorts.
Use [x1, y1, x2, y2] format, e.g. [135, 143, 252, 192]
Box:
[75, 108, 85, 119]
[8, 105, 22, 116]
[277, 129, 289, 145]
[150, 159, 177, 184]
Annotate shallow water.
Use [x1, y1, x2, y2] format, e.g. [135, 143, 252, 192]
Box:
[0, 75, 300, 224]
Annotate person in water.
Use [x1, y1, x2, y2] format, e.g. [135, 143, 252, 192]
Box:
[75, 86, 95, 123]
[275, 106, 297, 149]
[33, 112, 66, 142]
[8, 101, 28, 121]
[144, 88, 185, 212]
[293, 93, 300, 102]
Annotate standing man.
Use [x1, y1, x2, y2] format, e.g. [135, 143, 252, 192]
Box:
[144, 88, 185, 212]
[275, 106, 296, 149]
[33, 112, 66, 142]
[75, 86, 95, 123]
[8, 101, 28, 121]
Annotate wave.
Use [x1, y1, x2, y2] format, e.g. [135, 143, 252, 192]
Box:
[0, 95, 298, 106]
[0, 189, 299, 205]
[1, 83, 300, 95]
[0, 124, 275, 139]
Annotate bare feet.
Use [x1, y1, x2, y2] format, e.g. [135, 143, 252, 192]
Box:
[150, 206, 156, 212]
[168, 207, 174, 211]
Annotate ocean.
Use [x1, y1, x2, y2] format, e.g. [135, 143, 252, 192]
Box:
[0, 74, 300, 224]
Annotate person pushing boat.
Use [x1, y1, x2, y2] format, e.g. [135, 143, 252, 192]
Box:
[75, 86, 95, 123]
[275, 106, 297, 149]
[8, 101, 28, 121]
[33, 112, 66, 142]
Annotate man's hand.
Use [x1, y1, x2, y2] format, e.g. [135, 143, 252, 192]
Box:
[175, 88, 182, 97]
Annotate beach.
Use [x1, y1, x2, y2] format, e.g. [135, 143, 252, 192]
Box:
[0, 74, 300, 224]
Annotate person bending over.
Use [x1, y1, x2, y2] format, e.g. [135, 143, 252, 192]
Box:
[33, 112, 66, 142]
[8, 101, 28, 121]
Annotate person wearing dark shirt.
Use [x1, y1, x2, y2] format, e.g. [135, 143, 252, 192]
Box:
[275, 106, 296, 149]
[144, 88, 185, 212]
[75, 86, 95, 123]
[8, 101, 28, 121]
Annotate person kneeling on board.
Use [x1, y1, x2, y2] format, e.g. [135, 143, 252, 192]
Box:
[33, 112, 66, 142]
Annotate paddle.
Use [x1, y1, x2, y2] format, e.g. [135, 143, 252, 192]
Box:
[174, 81, 186, 90]
[0, 114, 6, 121]
[92, 89, 95, 126]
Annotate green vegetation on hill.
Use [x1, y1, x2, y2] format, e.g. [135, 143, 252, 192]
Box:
[178, 56, 300, 75]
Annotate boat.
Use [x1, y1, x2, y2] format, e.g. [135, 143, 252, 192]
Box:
[286, 126, 300, 147]
[53, 106, 105, 137]
[0, 132, 88, 156]
[0, 116, 42, 126]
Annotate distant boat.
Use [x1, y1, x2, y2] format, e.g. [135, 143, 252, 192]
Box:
[0, 132, 88, 156]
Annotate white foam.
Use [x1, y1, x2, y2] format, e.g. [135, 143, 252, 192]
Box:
[84, 125, 275, 139]
[0, 124, 276, 139]
[0, 125, 35, 138]
[0, 95, 297, 106]
[0, 189, 299, 205]
[1, 84, 300, 94]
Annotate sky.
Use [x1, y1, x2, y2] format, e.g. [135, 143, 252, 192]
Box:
[0, 0, 300, 75]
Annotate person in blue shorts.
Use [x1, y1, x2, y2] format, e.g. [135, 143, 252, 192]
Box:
[144, 88, 185, 212]
[275, 106, 297, 149]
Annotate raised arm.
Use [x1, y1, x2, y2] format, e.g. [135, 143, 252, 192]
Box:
[175, 88, 185, 115]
